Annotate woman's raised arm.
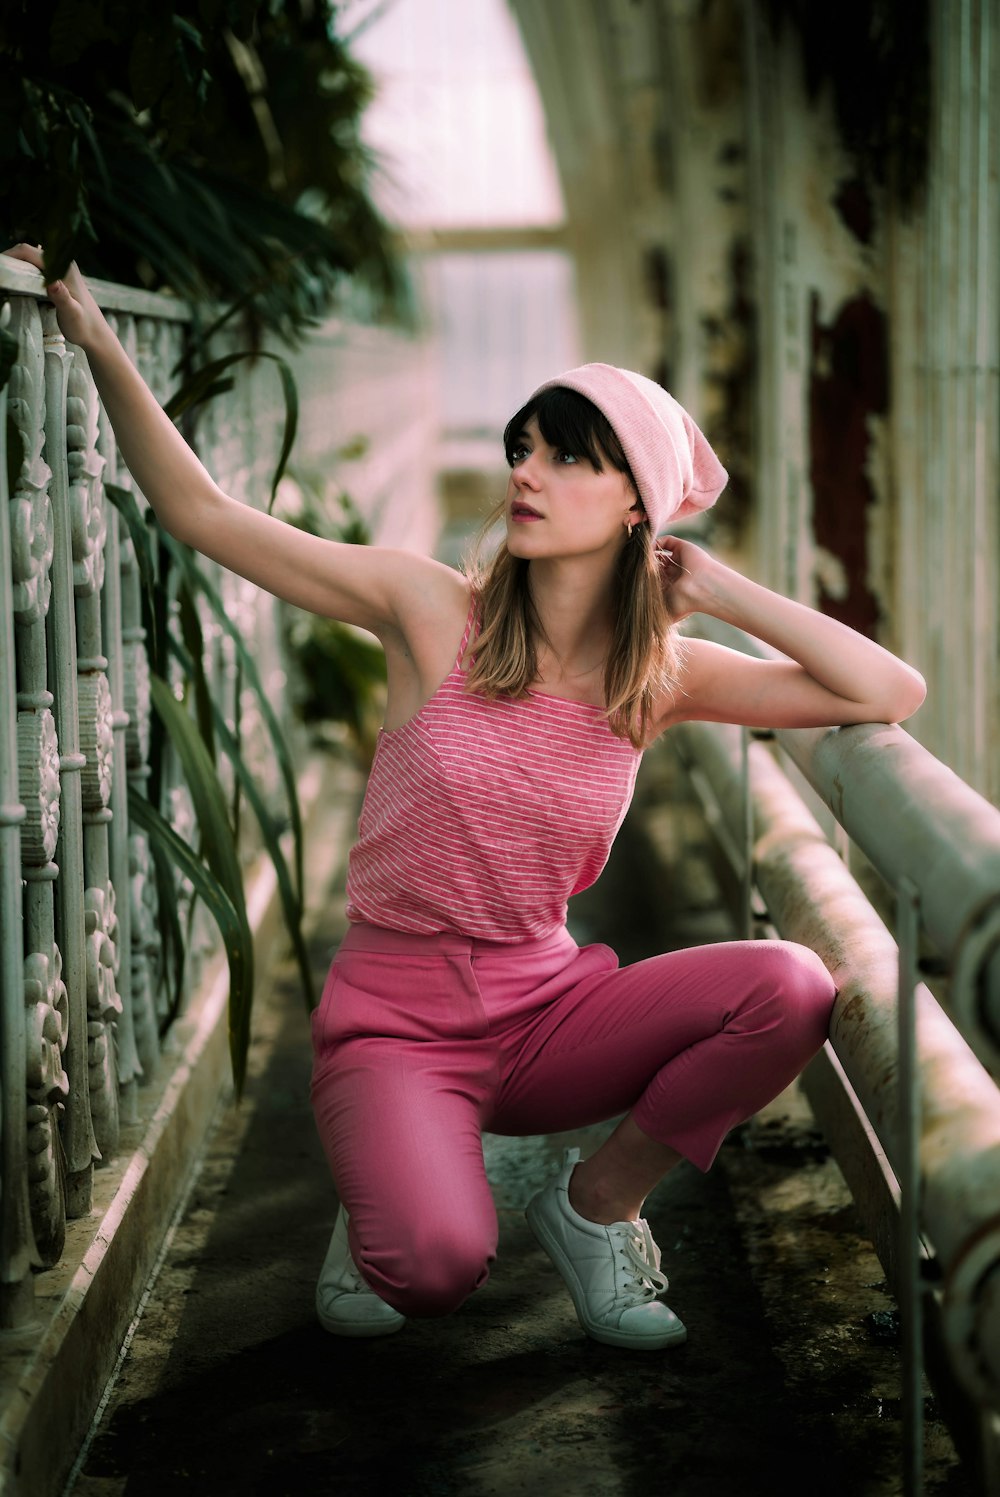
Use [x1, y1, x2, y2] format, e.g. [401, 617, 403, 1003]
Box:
[2, 245, 456, 639]
[653, 533, 927, 733]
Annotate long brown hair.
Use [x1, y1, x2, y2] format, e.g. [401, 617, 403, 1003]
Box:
[463, 387, 684, 749]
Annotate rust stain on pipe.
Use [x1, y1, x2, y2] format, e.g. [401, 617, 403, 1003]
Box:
[669, 722, 1000, 1407]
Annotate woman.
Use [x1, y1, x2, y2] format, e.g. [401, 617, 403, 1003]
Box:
[8, 245, 925, 1352]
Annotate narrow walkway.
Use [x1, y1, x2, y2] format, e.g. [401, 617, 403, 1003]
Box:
[67, 752, 971, 1497]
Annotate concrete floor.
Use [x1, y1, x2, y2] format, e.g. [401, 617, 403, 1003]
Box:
[65, 752, 975, 1497]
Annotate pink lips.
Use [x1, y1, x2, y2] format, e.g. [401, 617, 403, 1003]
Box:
[511, 501, 543, 521]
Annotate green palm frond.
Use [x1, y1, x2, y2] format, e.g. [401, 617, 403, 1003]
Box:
[164, 348, 299, 511]
[128, 787, 252, 1095]
[163, 535, 306, 903]
[1, 1, 412, 340]
[169, 632, 316, 1012]
[147, 674, 255, 1095]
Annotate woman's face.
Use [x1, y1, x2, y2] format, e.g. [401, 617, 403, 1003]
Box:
[504, 416, 643, 561]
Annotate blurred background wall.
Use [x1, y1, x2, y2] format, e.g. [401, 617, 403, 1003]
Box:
[320, 0, 999, 804]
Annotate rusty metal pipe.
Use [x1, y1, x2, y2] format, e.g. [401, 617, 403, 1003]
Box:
[670, 719, 1000, 1408]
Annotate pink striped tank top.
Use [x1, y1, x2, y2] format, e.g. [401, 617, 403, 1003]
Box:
[344, 601, 643, 942]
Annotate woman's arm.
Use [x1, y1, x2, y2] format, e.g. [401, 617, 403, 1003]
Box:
[654, 535, 927, 731]
[2, 245, 459, 639]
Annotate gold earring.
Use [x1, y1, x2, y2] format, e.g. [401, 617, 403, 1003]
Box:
[627, 521, 634, 539]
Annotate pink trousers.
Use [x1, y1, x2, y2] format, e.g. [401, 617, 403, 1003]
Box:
[310, 922, 837, 1317]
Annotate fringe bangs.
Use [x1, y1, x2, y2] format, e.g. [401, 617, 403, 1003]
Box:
[503, 386, 629, 475]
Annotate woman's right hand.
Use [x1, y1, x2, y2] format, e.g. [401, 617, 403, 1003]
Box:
[3, 243, 108, 351]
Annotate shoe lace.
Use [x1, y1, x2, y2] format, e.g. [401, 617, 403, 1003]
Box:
[616, 1218, 670, 1303]
[340, 1259, 370, 1295]
[320, 1213, 377, 1301]
[318, 1254, 375, 1308]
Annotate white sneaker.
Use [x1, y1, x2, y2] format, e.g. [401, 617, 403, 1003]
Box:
[526, 1147, 687, 1350]
[316, 1206, 406, 1338]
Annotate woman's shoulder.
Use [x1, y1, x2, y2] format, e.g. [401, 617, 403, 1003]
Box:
[385, 554, 470, 636]
[383, 564, 474, 707]
[395, 561, 472, 639]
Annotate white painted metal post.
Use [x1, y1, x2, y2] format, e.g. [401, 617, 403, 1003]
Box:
[897, 874, 924, 1496]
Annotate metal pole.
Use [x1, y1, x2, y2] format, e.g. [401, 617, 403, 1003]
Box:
[898, 874, 924, 1497]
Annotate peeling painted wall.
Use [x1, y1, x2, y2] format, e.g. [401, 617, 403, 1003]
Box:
[808, 290, 887, 638]
[509, 0, 1000, 803]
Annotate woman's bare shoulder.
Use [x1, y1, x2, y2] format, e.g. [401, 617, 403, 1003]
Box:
[393, 558, 472, 638]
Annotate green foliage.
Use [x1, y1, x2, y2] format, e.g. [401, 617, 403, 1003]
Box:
[102, 362, 388, 1088]
[276, 473, 387, 763]
[107, 462, 325, 1086]
[287, 611, 387, 763]
[148, 673, 256, 1093]
[0, 0, 413, 346]
[162, 346, 299, 512]
[129, 783, 254, 1092]
[108, 468, 314, 1091]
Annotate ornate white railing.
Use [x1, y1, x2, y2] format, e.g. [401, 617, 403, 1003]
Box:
[0, 256, 441, 1495]
[0, 266, 293, 1328]
[0, 250, 442, 1338]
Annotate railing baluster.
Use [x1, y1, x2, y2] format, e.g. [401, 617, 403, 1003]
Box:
[113, 313, 160, 1078]
[69, 343, 122, 1163]
[42, 305, 98, 1218]
[897, 874, 925, 1496]
[0, 299, 35, 1326]
[96, 317, 141, 1123]
[8, 295, 68, 1289]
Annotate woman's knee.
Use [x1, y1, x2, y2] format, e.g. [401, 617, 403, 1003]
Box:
[361, 1223, 494, 1318]
[761, 940, 837, 1041]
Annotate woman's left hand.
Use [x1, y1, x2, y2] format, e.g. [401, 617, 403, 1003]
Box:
[653, 531, 927, 726]
[655, 535, 724, 622]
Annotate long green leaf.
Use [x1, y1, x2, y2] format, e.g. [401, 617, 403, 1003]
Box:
[230, 652, 243, 845]
[128, 786, 251, 1095]
[163, 536, 304, 902]
[262, 355, 299, 513]
[173, 577, 214, 956]
[148, 674, 254, 1093]
[148, 832, 186, 1030]
[149, 671, 248, 920]
[176, 578, 215, 765]
[169, 633, 316, 1011]
[105, 481, 162, 672]
[171, 286, 258, 369]
[163, 349, 298, 510]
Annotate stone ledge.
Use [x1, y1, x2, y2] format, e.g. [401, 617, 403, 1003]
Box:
[0, 751, 353, 1497]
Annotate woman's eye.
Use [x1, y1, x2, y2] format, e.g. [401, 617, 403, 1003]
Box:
[509, 444, 529, 464]
[557, 450, 578, 464]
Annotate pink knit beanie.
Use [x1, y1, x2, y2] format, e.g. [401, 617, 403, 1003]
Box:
[531, 362, 728, 534]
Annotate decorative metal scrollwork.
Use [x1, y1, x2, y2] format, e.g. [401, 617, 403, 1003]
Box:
[23, 946, 69, 1265]
[66, 359, 107, 598]
[78, 672, 114, 812]
[123, 633, 151, 769]
[17, 707, 60, 863]
[6, 302, 53, 626]
[84, 881, 121, 1158]
[129, 829, 161, 1072]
